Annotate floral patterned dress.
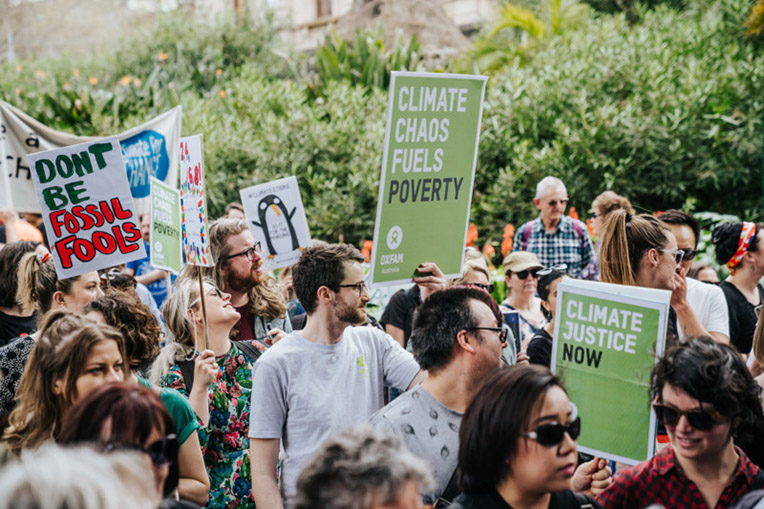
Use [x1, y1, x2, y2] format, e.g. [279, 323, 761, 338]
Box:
[160, 342, 255, 508]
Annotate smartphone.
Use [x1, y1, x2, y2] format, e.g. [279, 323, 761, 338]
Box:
[502, 311, 522, 353]
[413, 268, 432, 278]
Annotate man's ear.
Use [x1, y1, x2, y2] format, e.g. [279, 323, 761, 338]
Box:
[316, 285, 334, 306]
[533, 197, 542, 211]
[456, 329, 477, 354]
[52, 291, 66, 308]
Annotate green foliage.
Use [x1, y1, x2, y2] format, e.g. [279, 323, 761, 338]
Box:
[308, 25, 422, 98]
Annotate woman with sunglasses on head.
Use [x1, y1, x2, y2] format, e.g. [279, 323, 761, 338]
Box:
[0, 252, 103, 424]
[58, 382, 190, 507]
[2, 309, 128, 455]
[527, 266, 570, 368]
[500, 252, 547, 349]
[597, 337, 763, 508]
[600, 210, 713, 344]
[451, 365, 607, 509]
[711, 222, 764, 356]
[85, 291, 210, 506]
[151, 277, 261, 508]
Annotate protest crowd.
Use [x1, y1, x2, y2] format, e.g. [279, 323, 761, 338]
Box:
[3, 117, 764, 509]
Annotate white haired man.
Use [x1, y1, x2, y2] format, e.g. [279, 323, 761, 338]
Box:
[513, 176, 594, 278]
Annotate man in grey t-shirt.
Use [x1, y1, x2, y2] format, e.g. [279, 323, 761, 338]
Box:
[369, 287, 507, 505]
[248, 242, 428, 508]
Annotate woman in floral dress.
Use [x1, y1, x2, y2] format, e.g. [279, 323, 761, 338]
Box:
[151, 277, 260, 508]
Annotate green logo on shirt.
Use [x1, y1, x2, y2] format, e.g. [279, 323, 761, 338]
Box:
[356, 355, 368, 376]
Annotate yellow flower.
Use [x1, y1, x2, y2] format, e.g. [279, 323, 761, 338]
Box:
[133, 78, 142, 87]
[120, 75, 132, 85]
[89, 76, 98, 85]
[220, 90, 226, 98]
[15, 65, 22, 72]
[216, 69, 223, 77]
[157, 50, 169, 62]
[63, 81, 70, 89]
[73, 69, 80, 77]
[15, 88, 20, 96]
[34, 70, 47, 79]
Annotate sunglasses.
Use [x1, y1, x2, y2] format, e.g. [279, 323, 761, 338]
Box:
[106, 434, 178, 467]
[537, 264, 568, 277]
[521, 416, 581, 447]
[513, 269, 539, 280]
[680, 249, 697, 262]
[469, 282, 495, 294]
[652, 401, 723, 431]
[660, 248, 686, 264]
[100, 269, 137, 290]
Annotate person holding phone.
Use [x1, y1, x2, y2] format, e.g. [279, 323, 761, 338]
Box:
[499, 252, 547, 349]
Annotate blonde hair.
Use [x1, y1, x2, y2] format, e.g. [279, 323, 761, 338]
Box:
[16, 253, 80, 319]
[591, 191, 635, 217]
[599, 210, 670, 286]
[207, 218, 287, 319]
[2, 310, 128, 454]
[456, 260, 490, 285]
[150, 277, 206, 385]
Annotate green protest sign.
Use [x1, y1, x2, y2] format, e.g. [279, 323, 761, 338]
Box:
[370, 72, 487, 286]
[552, 279, 670, 465]
[150, 177, 182, 274]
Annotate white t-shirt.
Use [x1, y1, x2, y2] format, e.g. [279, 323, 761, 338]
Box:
[248, 326, 420, 502]
[679, 277, 730, 338]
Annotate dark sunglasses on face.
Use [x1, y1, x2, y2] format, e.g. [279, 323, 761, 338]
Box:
[652, 401, 723, 431]
[521, 416, 581, 447]
[106, 434, 178, 467]
[514, 269, 539, 280]
[547, 200, 568, 207]
[679, 249, 697, 262]
[469, 282, 495, 294]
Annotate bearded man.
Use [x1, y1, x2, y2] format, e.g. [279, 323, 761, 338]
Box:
[207, 218, 292, 344]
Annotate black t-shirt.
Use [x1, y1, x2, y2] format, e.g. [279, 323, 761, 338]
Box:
[0, 310, 36, 348]
[451, 489, 602, 509]
[379, 285, 422, 347]
[719, 281, 763, 354]
[528, 327, 553, 368]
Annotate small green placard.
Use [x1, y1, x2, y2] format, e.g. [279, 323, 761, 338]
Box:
[150, 177, 182, 274]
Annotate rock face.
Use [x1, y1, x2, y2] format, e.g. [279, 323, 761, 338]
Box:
[331, 0, 471, 56]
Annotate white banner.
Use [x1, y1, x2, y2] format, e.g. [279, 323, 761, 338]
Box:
[0, 101, 181, 215]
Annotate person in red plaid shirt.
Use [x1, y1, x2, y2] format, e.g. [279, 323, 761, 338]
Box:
[597, 337, 764, 509]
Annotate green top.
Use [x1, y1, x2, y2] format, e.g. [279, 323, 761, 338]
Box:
[138, 377, 199, 445]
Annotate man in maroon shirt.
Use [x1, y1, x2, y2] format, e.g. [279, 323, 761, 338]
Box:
[597, 337, 763, 509]
[207, 218, 292, 346]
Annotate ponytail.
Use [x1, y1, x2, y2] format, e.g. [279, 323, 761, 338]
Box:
[600, 210, 669, 286]
[16, 253, 79, 319]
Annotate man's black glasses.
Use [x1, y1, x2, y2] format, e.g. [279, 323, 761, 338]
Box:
[224, 242, 262, 261]
[466, 326, 508, 345]
[521, 417, 581, 447]
[680, 249, 697, 262]
[339, 282, 369, 296]
[652, 401, 722, 431]
[514, 269, 539, 280]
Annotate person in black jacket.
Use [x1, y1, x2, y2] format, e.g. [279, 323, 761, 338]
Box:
[527, 266, 570, 368]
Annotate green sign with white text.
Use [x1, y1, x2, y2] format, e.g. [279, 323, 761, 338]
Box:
[552, 279, 670, 465]
[150, 177, 182, 275]
[370, 72, 487, 286]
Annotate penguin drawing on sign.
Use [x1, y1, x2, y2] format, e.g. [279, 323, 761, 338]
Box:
[251, 194, 300, 259]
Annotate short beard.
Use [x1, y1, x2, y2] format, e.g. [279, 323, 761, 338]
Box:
[225, 268, 261, 294]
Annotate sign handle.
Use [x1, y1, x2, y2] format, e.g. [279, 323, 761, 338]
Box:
[196, 267, 210, 351]
[165, 272, 172, 297]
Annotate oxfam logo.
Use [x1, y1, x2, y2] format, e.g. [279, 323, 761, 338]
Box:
[121, 130, 170, 199]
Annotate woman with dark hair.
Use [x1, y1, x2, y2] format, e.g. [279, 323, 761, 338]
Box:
[0, 252, 103, 421]
[452, 365, 604, 509]
[0, 240, 43, 345]
[85, 291, 210, 505]
[58, 382, 180, 503]
[711, 222, 764, 355]
[597, 337, 763, 508]
[527, 266, 570, 368]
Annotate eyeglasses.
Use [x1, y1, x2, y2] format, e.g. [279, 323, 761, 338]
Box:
[338, 281, 369, 296]
[223, 242, 262, 262]
[679, 248, 697, 262]
[513, 269, 539, 280]
[189, 288, 224, 308]
[100, 269, 137, 290]
[521, 416, 581, 447]
[547, 199, 568, 207]
[652, 400, 723, 431]
[660, 248, 686, 264]
[106, 434, 178, 468]
[469, 282, 495, 294]
[537, 264, 568, 277]
[466, 326, 508, 345]
[590, 210, 600, 218]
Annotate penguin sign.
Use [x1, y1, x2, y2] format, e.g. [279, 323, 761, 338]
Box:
[240, 176, 311, 270]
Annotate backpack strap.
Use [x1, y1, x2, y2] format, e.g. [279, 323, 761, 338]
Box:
[753, 468, 764, 490]
[573, 218, 583, 240]
[571, 492, 595, 509]
[177, 359, 195, 394]
[433, 467, 460, 508]
[522, 219, 536, 251]
[236, 340, 263, 365]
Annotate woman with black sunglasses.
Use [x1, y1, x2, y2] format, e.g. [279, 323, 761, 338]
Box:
[451, 365, 607, 509]
[597, 337, 762, 508]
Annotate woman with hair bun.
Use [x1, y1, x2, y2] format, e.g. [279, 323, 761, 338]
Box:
[711, 222, 764, 355]
[0, 253, 103, 422]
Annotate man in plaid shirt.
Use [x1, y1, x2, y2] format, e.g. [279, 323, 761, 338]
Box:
[512, 176, 594, 278]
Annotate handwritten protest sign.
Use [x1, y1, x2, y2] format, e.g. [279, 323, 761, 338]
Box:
[26, 137, 146, 279]
[369, 72, 487, 286]
[552, 279, 670, 465]
[179, 135, 213, 267]
[240, 176, 310, 270]
[150, 178, 182, 274]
